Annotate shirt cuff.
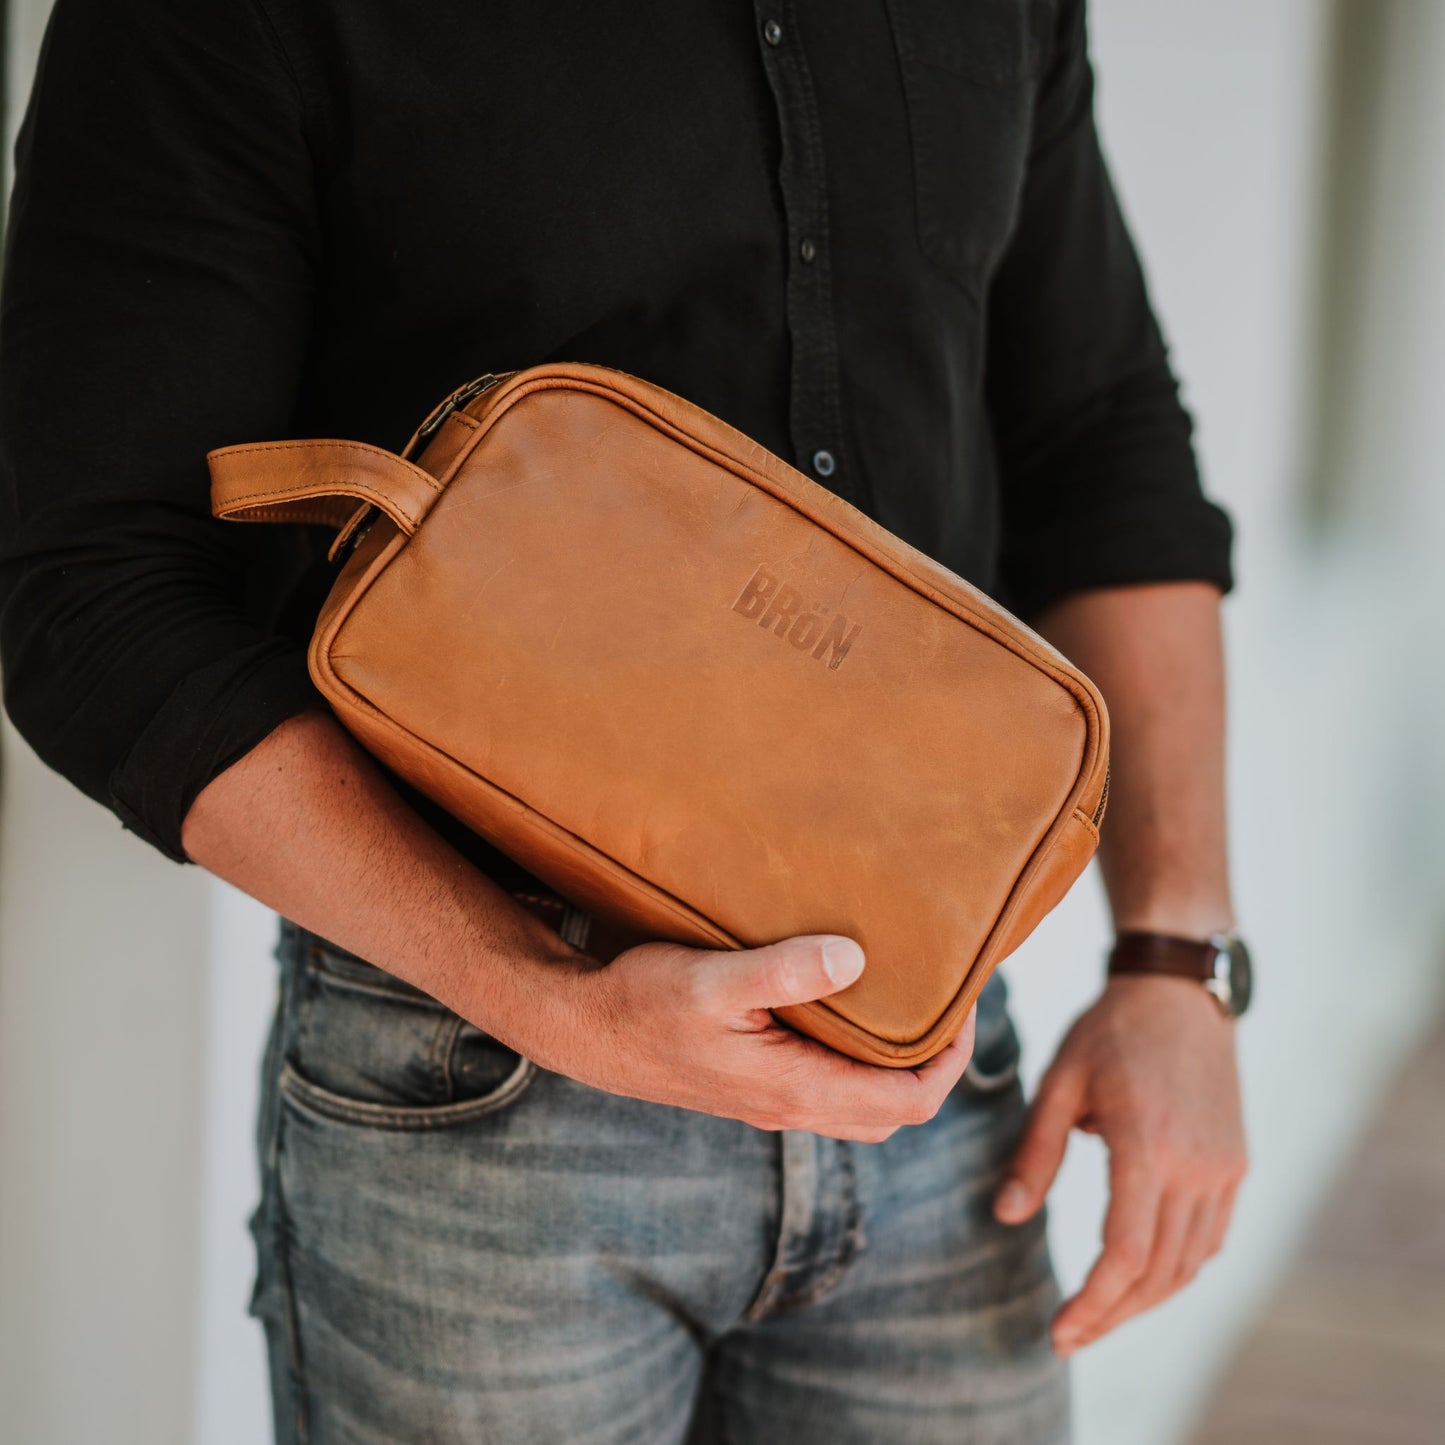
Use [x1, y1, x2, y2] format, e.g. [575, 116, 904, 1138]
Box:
[107, 641, 323, 863]
[999, 496, 1235, 623]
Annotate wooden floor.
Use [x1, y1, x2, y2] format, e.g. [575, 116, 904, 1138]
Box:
[1189, 1020, 1445, 1444]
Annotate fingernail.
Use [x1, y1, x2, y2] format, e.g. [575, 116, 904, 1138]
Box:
[1053, 1329, 1080, 1355]
[994, 1180, 1030, 1221]
[821, 937, 864, 987]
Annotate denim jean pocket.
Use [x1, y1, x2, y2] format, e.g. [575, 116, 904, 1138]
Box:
[884, 0, 1056, 286]
[278, 939, 536, 1131]
[959, 1045, 1021, 1096]
[958, 998, 1023, 1097]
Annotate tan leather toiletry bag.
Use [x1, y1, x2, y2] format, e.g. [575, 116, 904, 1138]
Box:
[209, 363, 1109, 1067]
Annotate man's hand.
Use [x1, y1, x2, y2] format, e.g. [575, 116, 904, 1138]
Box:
[993, 973, 1246, 1354]
[513, 933, 977, 1142]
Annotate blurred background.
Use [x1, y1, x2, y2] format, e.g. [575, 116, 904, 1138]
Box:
[2, 1, 1443, 1442]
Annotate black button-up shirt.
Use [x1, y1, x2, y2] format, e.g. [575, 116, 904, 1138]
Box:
[0, 0, 1232, 876]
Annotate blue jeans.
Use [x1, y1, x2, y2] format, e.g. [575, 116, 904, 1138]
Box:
[250, 906, 1069, 1444]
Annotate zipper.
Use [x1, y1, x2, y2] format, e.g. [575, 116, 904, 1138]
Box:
[327, 507, 377, 566]
[334, 371, 514, 565]
[406, 370, 513, 455]
[1090, 765, 1111, 828]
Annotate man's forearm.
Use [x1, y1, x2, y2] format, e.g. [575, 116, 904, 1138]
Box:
[1032, 581, 1234, 937]
[180, 708, 582, 1038]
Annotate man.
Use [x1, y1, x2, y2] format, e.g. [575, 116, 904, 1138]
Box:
[0, 0, 1247, 1440]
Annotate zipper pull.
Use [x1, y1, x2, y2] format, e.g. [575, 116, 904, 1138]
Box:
[407, 371, 511, 454]
[1090, 764, 1111, 828]
[339, 371, 515, 567]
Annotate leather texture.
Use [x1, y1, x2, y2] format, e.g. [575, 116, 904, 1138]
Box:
[209, 363, 1110, 1067]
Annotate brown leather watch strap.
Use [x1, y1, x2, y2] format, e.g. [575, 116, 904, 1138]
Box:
[1107, 930, 1220, 982]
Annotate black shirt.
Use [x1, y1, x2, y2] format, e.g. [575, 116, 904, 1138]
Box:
[0, 0, 1232, 875]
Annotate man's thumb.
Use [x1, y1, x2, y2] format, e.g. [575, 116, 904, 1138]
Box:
[723, 934, 865, 1011]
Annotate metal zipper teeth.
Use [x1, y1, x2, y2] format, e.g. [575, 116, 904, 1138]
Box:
[334, 372, 515, 565]
[409, 370, 511, 451]
[1091, 765, 1111, 828]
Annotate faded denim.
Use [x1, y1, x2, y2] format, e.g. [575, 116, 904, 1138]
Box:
[250, 912, 1069, 1444]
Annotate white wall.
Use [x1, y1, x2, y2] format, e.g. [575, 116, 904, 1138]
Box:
[0, 721, 210, 1444]
[4, 4, 1444, 1445]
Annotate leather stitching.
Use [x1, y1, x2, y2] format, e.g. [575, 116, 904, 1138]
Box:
[227, 482, 421, 530]
[232, 503, 340, 525]
[214, 438, 444, 490]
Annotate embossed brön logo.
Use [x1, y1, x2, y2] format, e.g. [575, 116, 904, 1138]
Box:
[731, 564, 862, 670]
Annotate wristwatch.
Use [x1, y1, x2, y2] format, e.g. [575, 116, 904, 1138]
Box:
[1106, 930, 1254, 1018]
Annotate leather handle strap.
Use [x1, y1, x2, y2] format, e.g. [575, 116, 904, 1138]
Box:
[207, 438, 445, 536]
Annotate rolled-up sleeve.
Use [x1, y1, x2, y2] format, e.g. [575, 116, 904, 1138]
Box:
[0, 0, 324, 862]
[985, 0, 1234, 623]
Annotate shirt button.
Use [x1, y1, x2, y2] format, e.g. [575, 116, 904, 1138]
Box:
[812, 449, 836, 477]
[799, 237, 817, 263]
[763, 18, 784, 46]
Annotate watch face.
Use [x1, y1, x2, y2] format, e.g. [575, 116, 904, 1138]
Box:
[1223, 935, 1253, 1016]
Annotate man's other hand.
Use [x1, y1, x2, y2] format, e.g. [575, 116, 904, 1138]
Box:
[992, 973, 1247, 1354]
